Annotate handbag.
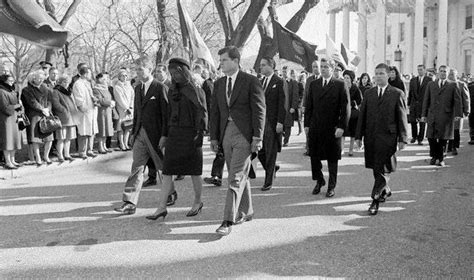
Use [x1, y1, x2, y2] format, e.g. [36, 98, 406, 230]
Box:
[39, 115, 62, 134]
[17, 113, 30, 131]
[121, 118, 133, 131]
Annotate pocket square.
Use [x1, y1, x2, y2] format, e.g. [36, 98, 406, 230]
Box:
[150, 96, 156, 100]
[272, 84, 277, 88]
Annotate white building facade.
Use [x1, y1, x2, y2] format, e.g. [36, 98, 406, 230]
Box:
[328, 0, 473, 76]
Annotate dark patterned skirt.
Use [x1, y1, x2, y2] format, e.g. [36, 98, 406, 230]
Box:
[162, 127, 203, 175]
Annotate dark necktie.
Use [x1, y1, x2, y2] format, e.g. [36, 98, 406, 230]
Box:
[378, 88, 383, 100]
[323, 79, 327, 87]
[227, 77, 232, 99]
[262, 77, 268, 90]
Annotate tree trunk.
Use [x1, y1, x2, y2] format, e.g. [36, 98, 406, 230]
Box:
[215, 0, 267, 49]
[155, 0, 170, 65]
[43, 0, 82, 64]
[253, 0, 320, 71]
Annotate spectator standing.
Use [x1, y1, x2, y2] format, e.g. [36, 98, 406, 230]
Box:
[93, 73, 115, 154]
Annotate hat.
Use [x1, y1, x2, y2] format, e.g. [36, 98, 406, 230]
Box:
[168, 57, 190, 69]
[342, 70, 355, 82]
[39, 61, 53, 67]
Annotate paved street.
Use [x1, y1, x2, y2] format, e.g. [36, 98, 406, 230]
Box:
[0, 129, 472, 279]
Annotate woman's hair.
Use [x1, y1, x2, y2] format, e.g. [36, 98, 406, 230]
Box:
[343, 70, 355, 83]
[27, 70, 45, 83]
[79, 66, 90, 76]
[358, 72, 371, 87]
[389, 66, 402, 81]
[57, 74, 70, 85]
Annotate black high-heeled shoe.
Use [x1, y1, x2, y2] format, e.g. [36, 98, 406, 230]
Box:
[146, 210, 168, 221]
[186, 202, 203, 217]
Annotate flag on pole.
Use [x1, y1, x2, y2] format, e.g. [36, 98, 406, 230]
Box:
[272, 19, 318, 72]
[325, 34, 347, 70]
[0, 0, 68, 48]
[177, 0, 216, 70]
[340, 42, 360, 70]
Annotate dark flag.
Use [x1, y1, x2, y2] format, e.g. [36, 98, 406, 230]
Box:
[0, 0, 68, 48]
[272, 19, 317, 72]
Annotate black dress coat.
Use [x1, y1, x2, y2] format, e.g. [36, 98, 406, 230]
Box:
[283, 79, 299, 127]
[261, 74, 285, 153]
[0, 83, 22, 150]
[407, 75, 431, 122]
[210, 71, 265, 145]
[355, 85, 408, 171]
[304, 77, 350, 160]
[21, 83, 53, 143]
[163, 82, 207, 175]
[344, 84, 363, 137]
[422, 80, 462, 140]
[132, 79, 169, 169]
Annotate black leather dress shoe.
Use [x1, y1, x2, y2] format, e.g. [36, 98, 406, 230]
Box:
[114, 202, 136, 214]
[312, 180, 325, 195]
[248, 166, 256, 179]
[203, 176, 222, 187]
[379, 187, 392, 203]
[326, 188, 335, 197]
[452, 148, 458, 155]
[429, 157, 437, 165]
[261, 184, 272, 191]
[216, 221, 232, 236]
[234, 214, 253, 225]
[410, 138, 416, 143]
[368, 200, 379, 215]
[143, 178, 157, 188]
[274, 165, 280, 178]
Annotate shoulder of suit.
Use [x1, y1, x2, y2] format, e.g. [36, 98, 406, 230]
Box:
[333, 78, 345, 86]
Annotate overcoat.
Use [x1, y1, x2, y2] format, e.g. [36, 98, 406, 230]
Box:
[304, 77, 349, 160]
[452, 81, 470, 130]
[93, 84, 114, 137]
[0, 83, 22, 150]
[408, 75, 431, 122]
[21, 83, 53, 143]
[283, 78, 299, 127]
[261, 74, 285, 153]
[72, 78, 97, 136]
[355, 85, 408, 171]
[422, 80, 462, 140]
[51, 85, 76, 127]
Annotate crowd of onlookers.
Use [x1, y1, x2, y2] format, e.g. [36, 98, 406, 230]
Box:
[1, 59, 473, 171]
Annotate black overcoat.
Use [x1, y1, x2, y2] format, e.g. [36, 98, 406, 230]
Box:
[407, 75, 430, 122]
[304, 77, 349, 160]
[261, 74, 285, 152]
[355, 85, 408, 171]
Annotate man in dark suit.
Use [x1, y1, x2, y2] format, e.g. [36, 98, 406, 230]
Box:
[258, 57, 285, 191]
[356, 63, 409, 215]
[303, 60, 320, 156]
[421, 65, 462, 167]
[468, 81, 474, 145]
[304, 57, 349, 198]
[114, 56, 170, 215]
[210, 46, 265, 236]
[281, 66, 299, 146]
[408, 64, 431, 145]
[447, 68, 470, 155]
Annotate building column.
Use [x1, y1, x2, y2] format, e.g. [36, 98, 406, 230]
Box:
[447, 2, 458, 69]
[405, 14, 414, 74]
[342, 4, 350, 48]
[329, 12, 336, 41]
[426, 7, 436, 69]
[357, 0, 367, 74]
[437, 0, 448, 66]
[374, 0, 386, 64]
[413, 0, 424, 73]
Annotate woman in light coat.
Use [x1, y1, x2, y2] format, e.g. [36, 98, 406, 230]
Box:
[72, 66, 97, 159]
[93, 73, 115, 153]
[113, 69, 134, 150]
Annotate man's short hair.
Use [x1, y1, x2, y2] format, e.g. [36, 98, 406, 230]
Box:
[218, 46, 240, 63]
[76, 62, 87, 71]
[261, 56, 276, 69]
[439, 65, 450, 71]
[135, 56, 153, 70]
[79, 66, 90, 76]
[320, 57, 335, 69]
[156, 63, 167, 72]
[56, 74, 70, 85]
[417, 64, 425, 69]
[375, 63, 390, 73]
[49, 67, 58, 73]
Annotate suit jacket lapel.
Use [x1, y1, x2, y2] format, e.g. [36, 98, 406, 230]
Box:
[265, 75, 278, 97]
[142, 81, 154, 107]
